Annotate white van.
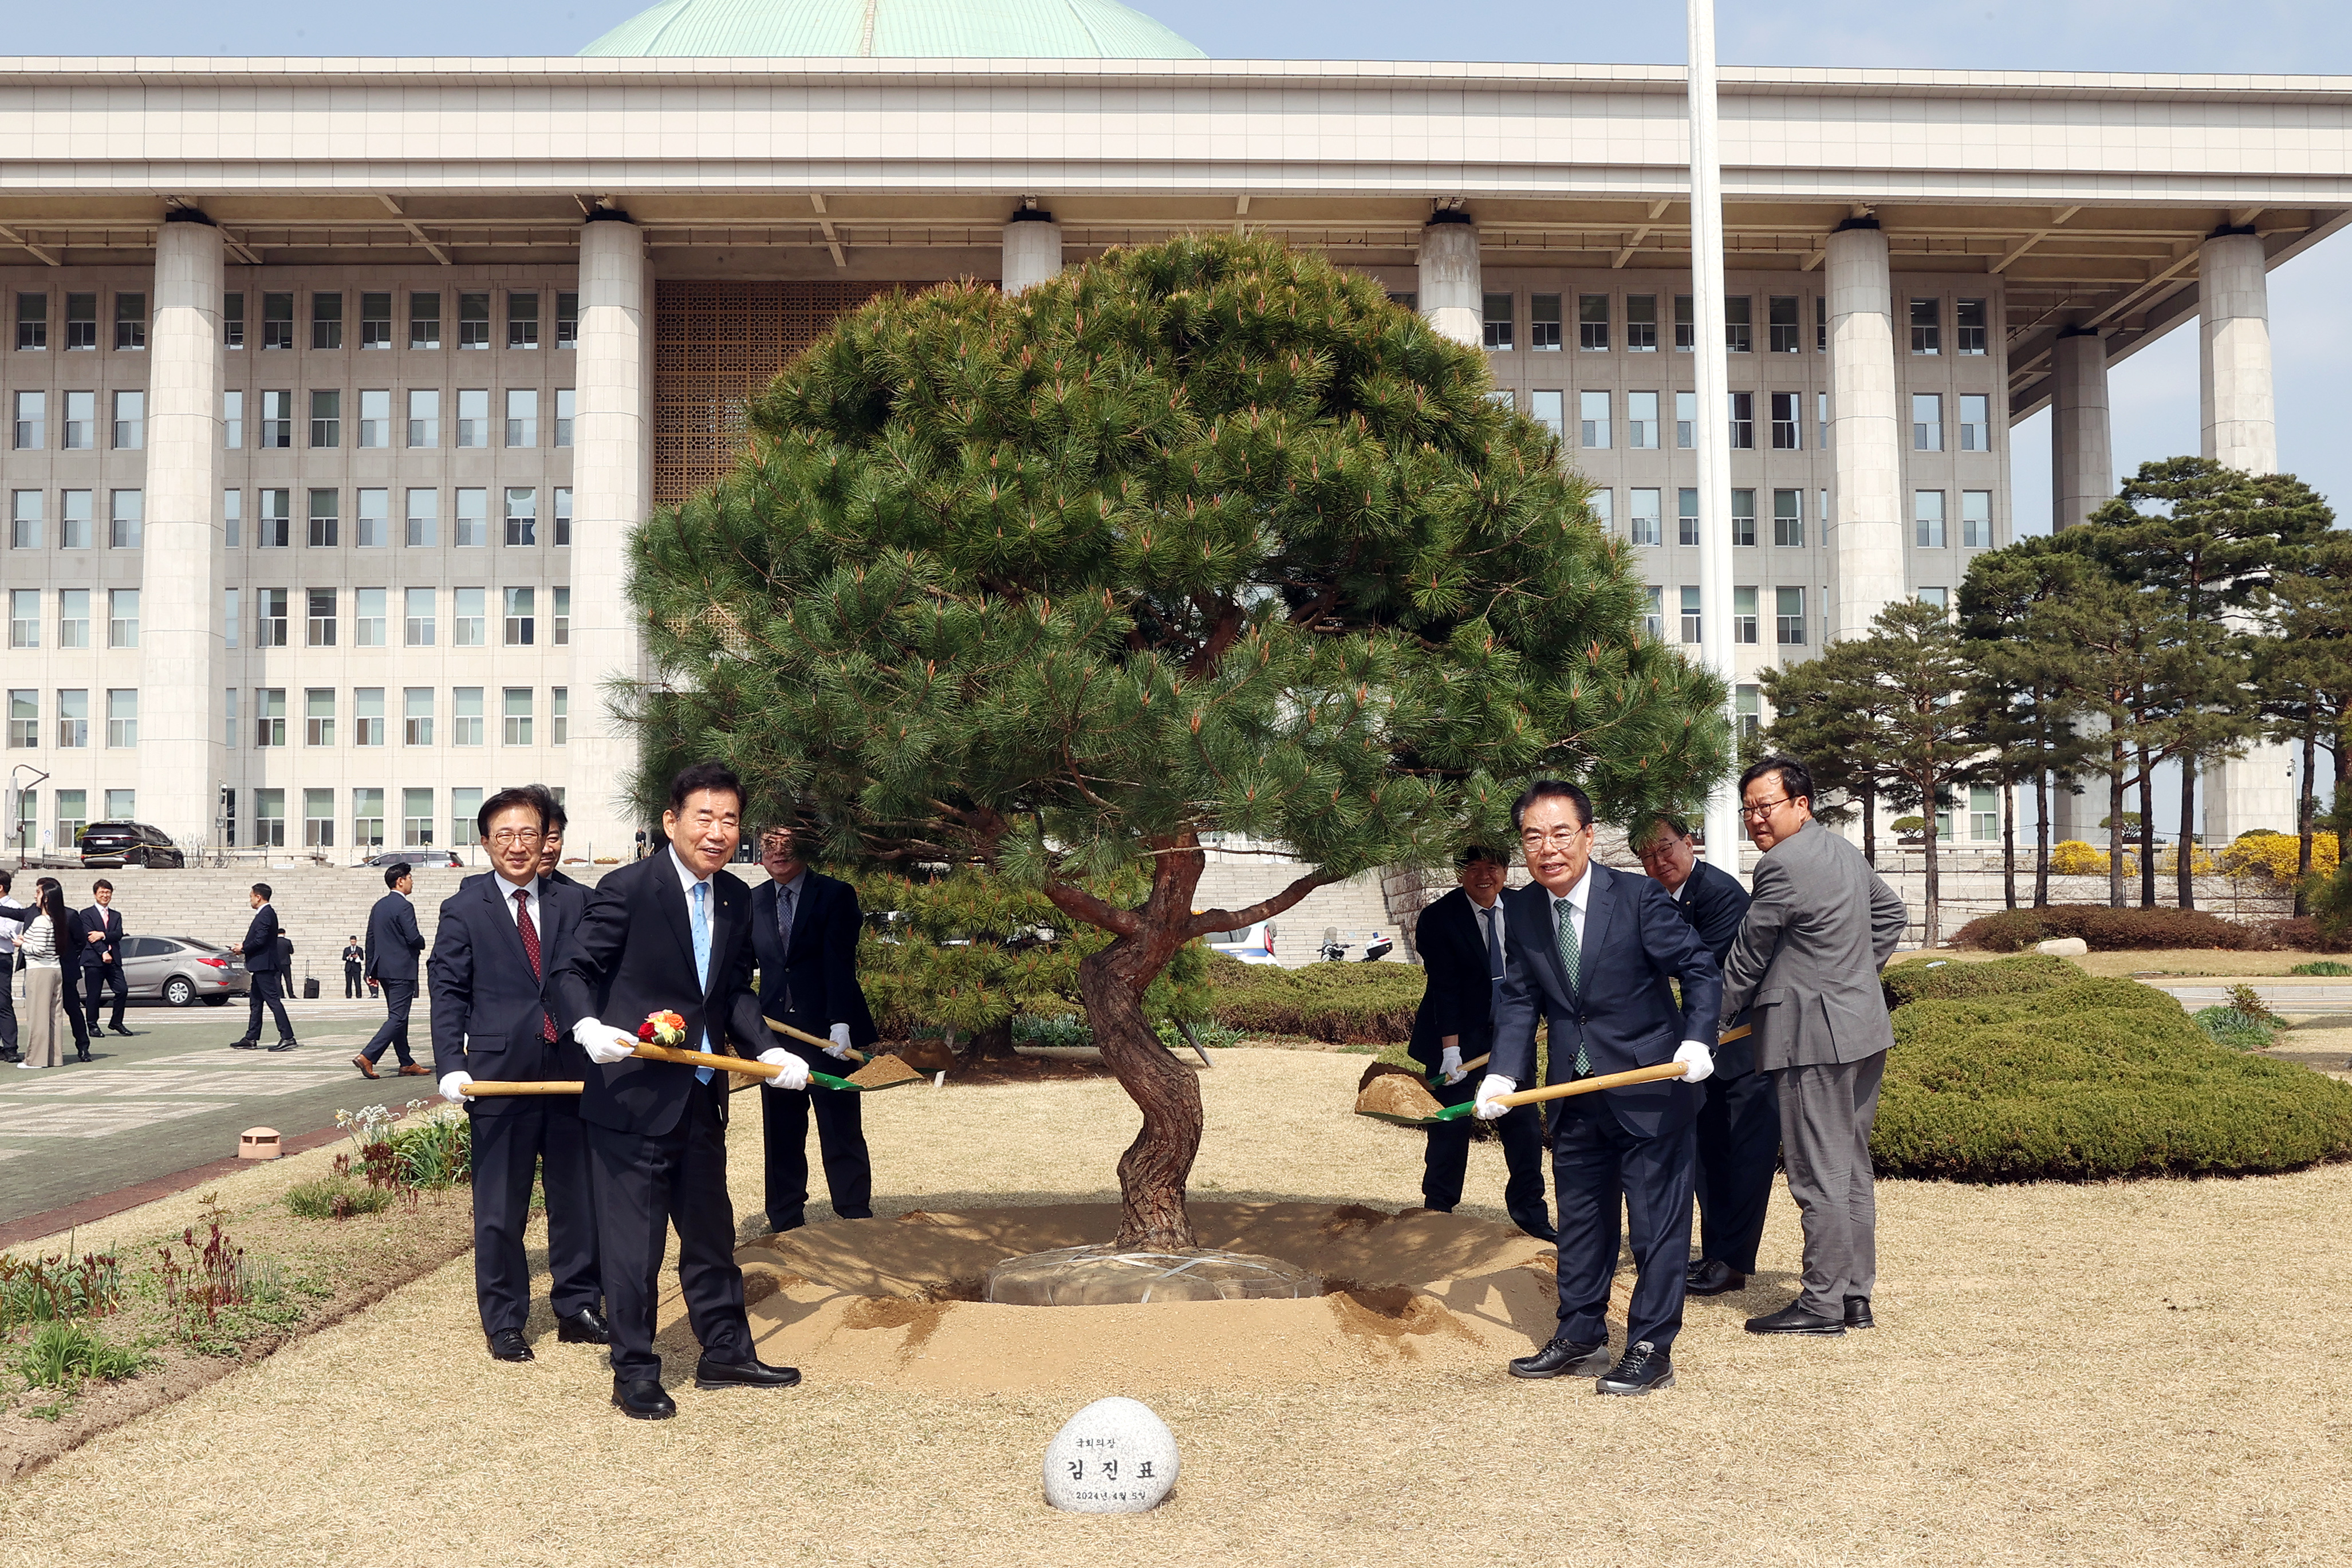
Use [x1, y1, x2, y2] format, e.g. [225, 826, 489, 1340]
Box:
[1200, 919, 1278, 966]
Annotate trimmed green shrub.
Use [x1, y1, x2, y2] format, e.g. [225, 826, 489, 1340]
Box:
[1876, 978, 2352, 1180]
[1952, 904, 2260, 954]
[1203, 954, 1425, 1043]
[283, 1179, 394, 1220]
[2192, 1006, 2275, 1050]
[1883, 954, 2074, 1007]
[2290, 960, 2352, 976]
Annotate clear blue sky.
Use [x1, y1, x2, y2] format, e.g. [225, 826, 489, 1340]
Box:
[14, 0, 2350, 530]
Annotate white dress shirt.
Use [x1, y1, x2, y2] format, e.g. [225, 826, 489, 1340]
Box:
[1549, 862, 1594, 954]
[492, 872, 543, 932]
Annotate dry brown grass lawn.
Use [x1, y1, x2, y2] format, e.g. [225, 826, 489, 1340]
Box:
[2, 1049, 2347, 1567]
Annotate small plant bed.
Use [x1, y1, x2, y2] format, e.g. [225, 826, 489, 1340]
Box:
[0, 1102, 477, 1480]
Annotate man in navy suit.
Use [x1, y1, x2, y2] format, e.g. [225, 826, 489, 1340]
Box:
[80, 879, 131, 1038]
[751, 826, 880, 1234]
[1636, 814, 1777, 1300]
[228, 883, 296, 1051]
[432, 787, 604, 1362]
[1406, 846, 1553, 1242]
[1477, 780, 1720, 1396]
[549, 762, 809, 1420]
[355, 864, 427, 1079]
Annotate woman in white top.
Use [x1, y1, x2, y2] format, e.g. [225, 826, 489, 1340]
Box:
[14, 883, 70, 1070]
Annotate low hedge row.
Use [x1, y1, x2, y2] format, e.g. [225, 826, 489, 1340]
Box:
[1882, 953, 2077, 1007]
[1203, 953, 1425, 1043]
[1874, 966, 2352, 1181]
[1952, 905, 2260, 953]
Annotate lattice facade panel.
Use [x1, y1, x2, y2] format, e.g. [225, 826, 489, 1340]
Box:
[652, 280, 889, 507]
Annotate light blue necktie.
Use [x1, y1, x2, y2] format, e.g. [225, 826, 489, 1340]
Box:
[691, 880, 714, 1084]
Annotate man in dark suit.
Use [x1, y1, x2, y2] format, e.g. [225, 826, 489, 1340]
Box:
[1476, 779, 1720, 1397]
[227, 883, 296, 1051]
[751, 826, 880, 1234]
[355, 864, 427, 1080]
[80, 878, 130, 1038]
[342, 935, 365, 998]
[1406, 845, 1552, 1242]
[529, 784, 581, 889]
[432, 787, 605, 1362]
[549, 762, 809, 1420]
[1635, 814, 1774, 1299]
[35, 878, 92, 1061]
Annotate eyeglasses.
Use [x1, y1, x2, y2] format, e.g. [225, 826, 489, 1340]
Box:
[1519, 828, 1590, 849]
[487, 829, 544, 848]
[1739, 797, 1792, 821]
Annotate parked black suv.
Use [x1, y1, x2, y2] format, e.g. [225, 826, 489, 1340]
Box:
[77, 821, 187, 869]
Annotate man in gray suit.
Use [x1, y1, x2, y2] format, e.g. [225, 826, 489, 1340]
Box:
[1717, 756, 1906, 1337]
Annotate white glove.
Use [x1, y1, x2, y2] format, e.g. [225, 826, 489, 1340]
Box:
[1673, 1041, 1716, 1084]
[1439, 1046, 1465, 1086]
[574, 1017, 637, 1065]
[439, 1070, 474, 1103]
[1472, 1074, 1515, 1120]
[758, 1047, 811, 1091]
[825, 1022, 857, 1061]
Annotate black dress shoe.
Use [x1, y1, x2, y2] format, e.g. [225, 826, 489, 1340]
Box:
[1596, 1340, 1676, 1396]
[1744, 1301, 1847, 1336]
[74, 1049, 90, 1063]
[1844, 1296, 1874, 1330]
[228, 1039, 259, 1050]
[613, 1378, 676, 1420]
[486, 1330, 534, 1362]
[1686, 1259, 1747, 1296]
[1507, 1335, 1610, 1380]
[693, 1354, 802, 1390]
[768, 1212, 806, 1235]
[557, 1307, 612, 1345]
[267, 1039, 300, 1052]
[112, 1026, 136, 1037]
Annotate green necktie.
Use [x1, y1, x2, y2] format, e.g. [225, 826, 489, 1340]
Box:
[1555, 896, 1591, 1077]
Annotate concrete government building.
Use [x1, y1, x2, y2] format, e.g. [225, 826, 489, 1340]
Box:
[1, 0, 2346, 863]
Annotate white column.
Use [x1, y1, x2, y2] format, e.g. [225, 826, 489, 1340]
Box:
[1685, 0, 1740, 873]
[569, 212, 653, 860]
[139, 212, 224, 852]
[1002, 210, 1063, 294]
[1416, 214, 1481, 346]
[2200, 229, 2291, 838]
[2049, 328, 2113, 844]
[1826, 220, 1904, 639]
[2200, 230, 2277, 475]
[2050, 329, 2113, 532]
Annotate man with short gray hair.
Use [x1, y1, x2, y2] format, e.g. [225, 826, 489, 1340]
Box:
[1718, 755, 1906, 1338]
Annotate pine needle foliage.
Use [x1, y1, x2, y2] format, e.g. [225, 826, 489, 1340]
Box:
[624, 234, 1729, 1245]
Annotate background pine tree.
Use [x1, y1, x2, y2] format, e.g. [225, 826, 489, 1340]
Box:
[625, 234, 1730, 1247]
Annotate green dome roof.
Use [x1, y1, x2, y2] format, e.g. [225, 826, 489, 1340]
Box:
[578, 0, 1206, 58]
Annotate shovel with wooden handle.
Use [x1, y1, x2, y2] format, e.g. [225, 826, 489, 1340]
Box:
[629, 1038, 919, 1092]
[1431, 1051, 1491, 1085]
[765, 1015, 867, 1065]
[1357, 1024, 1751, 1126]
[460, 1081, 584, 1097]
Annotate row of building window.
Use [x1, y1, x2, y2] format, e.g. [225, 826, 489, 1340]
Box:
[1477, 293, 1991, 356]
[1499, 388, 1995, 454]
[5, 487, 572, 551]
[5, 785, 560, 855]
[9, 388, 574, 452]
[1591, 487, 1995, 550]
[1640, 583, 1961, 649]
[3, 585, 570, 651]
[2, 685, 567, 754]
[13, 290, 577, 354]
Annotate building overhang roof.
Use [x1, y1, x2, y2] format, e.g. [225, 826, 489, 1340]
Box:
[3, 56, 2349, 419]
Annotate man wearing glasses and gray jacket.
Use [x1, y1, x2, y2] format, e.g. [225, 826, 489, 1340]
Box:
[1717, 755, 1907, 1339]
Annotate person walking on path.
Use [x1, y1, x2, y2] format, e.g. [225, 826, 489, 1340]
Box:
[228, 883, 298, 1051]
[13, 883, 73, 1070]
[342, 935, 367, 999]
[0, 869, 28, 1064]
[80, 879, 131, 1038]
[355, 864, 428, 1080]
[1717, 756, 1907, 1338]
[33, 878, 90, 1061]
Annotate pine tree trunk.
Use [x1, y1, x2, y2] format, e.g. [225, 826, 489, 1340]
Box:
[1861, 782, 1877, 867]
[1922, 802, 1941, 947]
[2178, 751, 2198, 911]
[2298, 723, 2319, 917]
[2108, 744, 2127, 909]
[2003, 781, 2017, 909]
[2136, 744, 2156, 908]
[964, 1018, 1018, 1060]
[2034, 765, 2052, 909]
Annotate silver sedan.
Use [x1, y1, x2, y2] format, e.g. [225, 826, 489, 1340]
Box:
[113, 936, 251, 1007]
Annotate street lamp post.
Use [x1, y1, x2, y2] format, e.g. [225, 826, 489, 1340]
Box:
[1688, 0, 1745, 874]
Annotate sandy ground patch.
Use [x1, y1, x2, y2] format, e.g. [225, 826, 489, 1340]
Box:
[2, 1050, 2349, 1567]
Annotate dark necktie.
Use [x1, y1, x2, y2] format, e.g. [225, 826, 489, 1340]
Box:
[1480, 904, 1504, 1014]
[1556, 896, 1591, 1077]
[775, 883, 797, 1012]
[514, 889, 556, 1042]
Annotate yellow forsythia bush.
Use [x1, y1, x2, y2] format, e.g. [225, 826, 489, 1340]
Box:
[2048, 840, 2138, 877]
[2219, 830, 2340, 886]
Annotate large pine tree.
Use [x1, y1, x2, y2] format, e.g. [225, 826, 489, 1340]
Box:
[626, 234, 1729, 1248]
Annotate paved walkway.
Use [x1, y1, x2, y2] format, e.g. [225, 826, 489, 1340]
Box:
[0, 994, 435, 1230]
[2139, 981, 2352, 1014]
